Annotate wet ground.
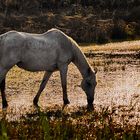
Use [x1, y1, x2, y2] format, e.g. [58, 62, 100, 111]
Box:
[0, 42, 140, 124]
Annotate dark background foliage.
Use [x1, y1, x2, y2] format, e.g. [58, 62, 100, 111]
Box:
[0, 0, 140, 43]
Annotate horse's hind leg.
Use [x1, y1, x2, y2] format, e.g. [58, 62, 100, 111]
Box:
[59, 65, 70, 105]
[0, 68, 9, 108]
[33, 71, 52, 106]
[0, 78, 8, 108]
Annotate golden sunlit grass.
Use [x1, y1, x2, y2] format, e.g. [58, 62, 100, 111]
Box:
[81, 40, 140, 52]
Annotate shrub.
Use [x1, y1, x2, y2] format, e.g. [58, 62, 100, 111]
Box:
[111, 20, 128, 40]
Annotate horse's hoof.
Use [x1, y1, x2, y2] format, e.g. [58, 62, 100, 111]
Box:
[2, 101, 8, 109]
[2, 105, 8, 109]
[2, 107, 7, 112]
[33, 98, 38, 106]
[33, 101, 40, 109]
[62, 104, 69, 111]
[33, 102, 39, 108]
[33, 103, 41, 112]
[87, 104, 94, 111]
[64, 99, 70, 105]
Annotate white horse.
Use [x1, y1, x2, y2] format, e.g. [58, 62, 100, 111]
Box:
[0, 28, 97, 109]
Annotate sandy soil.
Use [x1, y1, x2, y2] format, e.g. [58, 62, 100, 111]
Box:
[0, 40, 140, 124]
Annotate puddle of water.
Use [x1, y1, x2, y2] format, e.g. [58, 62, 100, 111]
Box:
[0, 51, 139, 123]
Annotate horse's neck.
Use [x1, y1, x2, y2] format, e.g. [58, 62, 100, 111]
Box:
[72, 43, 91, 78]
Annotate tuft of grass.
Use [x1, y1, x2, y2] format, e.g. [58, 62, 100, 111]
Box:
[0, 119, 9, 140]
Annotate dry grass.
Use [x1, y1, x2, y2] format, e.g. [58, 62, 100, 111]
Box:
[0, 106, 139, 140]
[81, 40, 140, 52]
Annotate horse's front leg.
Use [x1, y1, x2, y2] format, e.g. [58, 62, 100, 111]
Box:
[0, 78, 8, 108]
[59, 65, 70, 105]
[33, 71, 52, 106]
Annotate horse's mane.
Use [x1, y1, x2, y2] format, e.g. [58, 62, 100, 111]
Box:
[68, 36, 96, 77]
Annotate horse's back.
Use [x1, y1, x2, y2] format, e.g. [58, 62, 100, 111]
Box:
[19, 29, 73, 71]
[0, 29, 74, 72]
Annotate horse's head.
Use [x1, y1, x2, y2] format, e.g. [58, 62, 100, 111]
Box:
[81, 68, 97, 108]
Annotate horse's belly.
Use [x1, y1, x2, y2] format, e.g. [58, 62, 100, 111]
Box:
[17, 61, 57, 72]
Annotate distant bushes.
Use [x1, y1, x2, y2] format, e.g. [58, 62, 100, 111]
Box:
[0, 13, 139, 44]
[0, 0, 140, 43]
[111, 20, 128, 40]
